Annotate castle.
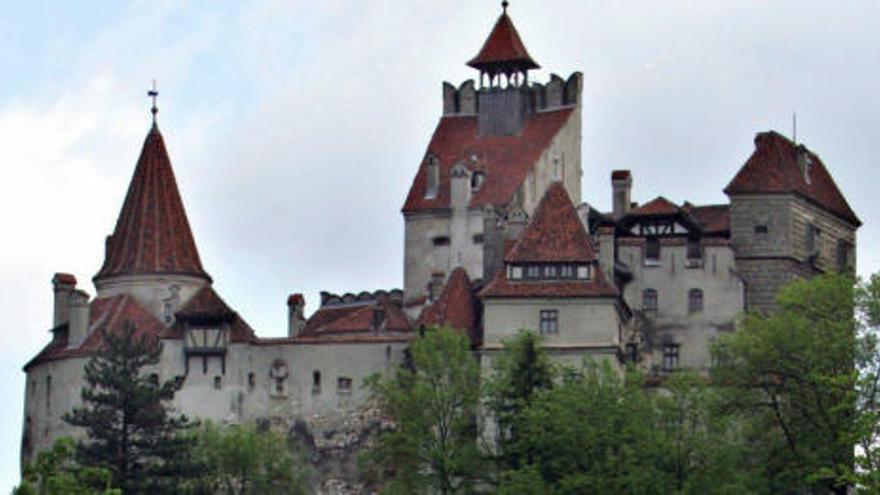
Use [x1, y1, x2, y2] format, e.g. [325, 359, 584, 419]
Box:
[21, 3, 860, 478]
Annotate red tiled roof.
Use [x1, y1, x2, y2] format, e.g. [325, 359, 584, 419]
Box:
[417, 268, 482, 346]
[467, 12, 539, 71]
[402, 109, 574, 213]
[724, 131, 860, 226]
[161, 286, 256, 343]
[628, 196, 680, 217]
[684, 204, 730, 234]
[25, 294, 166, 370]
[95, 125, 211, 282]
[301, 301, 412, 339]
[479, 266, 619, 299]
[506, 182, 595, 263]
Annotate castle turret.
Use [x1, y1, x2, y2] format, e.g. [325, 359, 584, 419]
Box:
[93, 101, 211, 321]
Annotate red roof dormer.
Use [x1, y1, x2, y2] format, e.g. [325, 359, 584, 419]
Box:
[467, 3, 539, 75]
[94, 124, 211, 282]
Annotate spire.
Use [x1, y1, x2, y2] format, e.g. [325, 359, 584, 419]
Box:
[148, 79, 159, 125]
[467, 2, 539, 78]
[94, 121, 211, 283]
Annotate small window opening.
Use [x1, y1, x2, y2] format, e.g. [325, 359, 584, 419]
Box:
[837, 240, 853, 272]
[337, 377, 353, 394]
[688, 289, 704, 313]
[525, 265, 541, 279]
[754, 224, 768, 235]
[385, 345, 392, 362]
[275, 378, 284, 394]
[626, 343, 638, 363]
[686, 237, 702, 259]
[312, 371, 322, 394]
[643, 289, 658, 313]
[472, 233, 484, 244]
[248, 372, 256, 390]
[46, 376, 52, 410]
[539, 310, 559, 335]
[214, 376, 222, 390]
[432, 236, 450, 246]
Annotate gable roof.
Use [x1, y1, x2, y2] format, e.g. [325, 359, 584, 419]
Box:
[467, 12, 539, 72]
[683, 204, 730, 234]
[24, 294, 166, 371]
[95, 124, 211, 282]
[506, 182, 595, 263]
[417, 268, 482, 346]
[401, 108, 574, 213]
[161, 286, 257, 343]
[627, 196, 680, 217]
[724, 131, 860, 226]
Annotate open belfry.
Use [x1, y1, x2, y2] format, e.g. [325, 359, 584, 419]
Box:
[22, 1, 859, 483]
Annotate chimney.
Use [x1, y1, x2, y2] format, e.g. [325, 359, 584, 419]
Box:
[597, 226, 616, 281]
[287, 294, 306, 338]
[612, 170, 632, 218]
[52, 273, 77, 328]
[67, 289, 90, 348]
[450, 164, 471, 208]
[482, 206, 504, 284]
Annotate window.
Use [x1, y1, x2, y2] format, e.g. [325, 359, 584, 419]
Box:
[525, 265, 541, 279]
[543, 265, 558, 278]
[806, 223, 820, 257]
[510, 266, 523, 279]
[754, 224, 768, 235]
[662, 344, 680, 371]
[337, 377, 353, 394]
[560, 264, 575, 279]
[46, 376, 52, 410]
[577, 265, 592, 280]
[471, 172, 485, 191]
[626, 343, 638, 363]
[837, 240, 853, 272]
[214, 376, 222, 390]
[248, 372, 256, 390]
[688, 289, 704, 313]
[645, 236, 660, 263]
[539, 310, 559, 334]
[686, 237, 702, 260]
[432, 236, 450, 246]
[312, 371, 322, 394]
[642, 289, 658, 313]
[385, 345, 392, 362]
[472, 233, 484, 244]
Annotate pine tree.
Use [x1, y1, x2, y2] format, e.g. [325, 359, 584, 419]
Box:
[64, 321, 196, 494]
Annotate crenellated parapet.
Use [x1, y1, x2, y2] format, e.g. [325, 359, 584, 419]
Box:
[442, 72, 583, 118]
[318, 289, 404, 308]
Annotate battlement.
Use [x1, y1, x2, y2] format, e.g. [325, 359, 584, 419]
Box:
[442, 72, 583, 117]
[318, 289, 403, 308]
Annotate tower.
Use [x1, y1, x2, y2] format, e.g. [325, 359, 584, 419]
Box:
[725, 131, 859, 312]
[402, 2, 584, 307]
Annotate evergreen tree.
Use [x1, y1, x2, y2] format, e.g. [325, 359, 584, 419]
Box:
[14, 437, 119, 495]
[64, 321, 196, 494]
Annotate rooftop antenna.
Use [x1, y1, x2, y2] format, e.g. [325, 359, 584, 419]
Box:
[502, 0, 509, 14]
[148, 79, 159, 125]
[792, 111, 797, 143]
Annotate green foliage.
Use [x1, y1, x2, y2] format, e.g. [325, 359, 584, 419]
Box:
[179, 421, 309, 495]
[14, 437, 120, 495]
[711, 272, 863, 494]
[364, 327, 483, 494]
[483, 330, 556, 471]
[63, 322, 196, 494]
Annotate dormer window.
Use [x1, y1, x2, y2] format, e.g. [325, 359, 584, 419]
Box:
[471, 171, 485, 191]
[425, 155, 440, 199]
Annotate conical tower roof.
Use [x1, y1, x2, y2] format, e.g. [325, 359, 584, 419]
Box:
[467, 7, 539, 73]
[95, 124, 211, 282]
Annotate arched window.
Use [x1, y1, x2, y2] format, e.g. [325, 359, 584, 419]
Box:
[642, 289, 658, 313]
[688, 289, 703, 313]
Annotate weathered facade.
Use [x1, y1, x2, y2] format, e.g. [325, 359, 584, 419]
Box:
[21, 4, 860, 491]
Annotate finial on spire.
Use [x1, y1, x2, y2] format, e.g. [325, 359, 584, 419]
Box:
[148, 79, 159, 124]
[502, 0, 509, 14]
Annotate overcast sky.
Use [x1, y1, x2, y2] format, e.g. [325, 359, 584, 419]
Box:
[1, 0, 878, 489]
